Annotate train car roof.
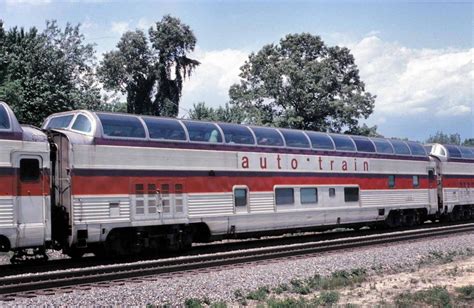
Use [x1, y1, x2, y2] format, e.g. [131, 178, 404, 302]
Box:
[0, 101, 46, 142]
[42, 109, 429, 158]
[426, 143, 474, 161]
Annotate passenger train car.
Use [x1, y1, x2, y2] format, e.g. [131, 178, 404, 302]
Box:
[0, 100, 472, 261]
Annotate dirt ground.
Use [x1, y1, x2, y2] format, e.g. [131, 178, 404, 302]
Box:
[337, 256, 474, 306]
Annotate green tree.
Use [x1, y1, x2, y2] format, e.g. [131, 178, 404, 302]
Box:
[188, 102, 246, 123]
[462, 138, 474, 146]
[426, 131, 461, 145]
[0, 20, 101, 126]
[229, 33, 376, 133]
[98, 15, 199, 117]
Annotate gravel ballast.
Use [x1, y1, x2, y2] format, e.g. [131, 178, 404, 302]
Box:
[6, 232, 474, 306]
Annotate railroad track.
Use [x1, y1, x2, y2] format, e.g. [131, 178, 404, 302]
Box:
[0, 222, 473, 301]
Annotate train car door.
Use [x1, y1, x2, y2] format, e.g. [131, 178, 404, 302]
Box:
[156, 179, 186, 222]
[16, 155, 47, 247]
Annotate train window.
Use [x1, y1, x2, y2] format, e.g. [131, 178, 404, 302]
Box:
[371, 138, 394, 154]
[182, 121, 222, 143]
[0, 105, 10, 129]
[459, 146, 474, 159]
[144, 118, 186, 141]
[406, 142, 426, 156]
[351, 136, 376, 153]
[424, 145, 433, 155]
[20, 159, 40, 182]
[389, 140, 411, 155]
[275, 188, 294, 205]
[330, 134, 356, 152]
[413, 175, 420, 188]
[445, 145, 462, 158]
[305, 132, 335, 150]
[45, 115, 74, 129]
[234, 188, 248, 207]
[344, 187, 359, 202]
[301, 188, 318, 204]
[98, 113, 146, 138]
[251, 127, 284, 147]
[279, 129, 310, 148]
[71, 114, 92, 133]
[329, 188, 336, 198]
[218, 123, 255, 145]
[388, 175, 396, 188]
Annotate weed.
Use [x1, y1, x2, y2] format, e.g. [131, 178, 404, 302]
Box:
[210, 302, 227, 308]
[395, 286, 452, 308]
[246, 286, 270, 301]
[314, 290, 340, 305]
[266, 296, 309, 308]
[184, 298, 203, 308]
[273, 283, 289, 294]
[455, 285, 474, 300]
[290, 279, 311, 295]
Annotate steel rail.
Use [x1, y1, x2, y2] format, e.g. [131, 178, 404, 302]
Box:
[0, 223, 473, 299]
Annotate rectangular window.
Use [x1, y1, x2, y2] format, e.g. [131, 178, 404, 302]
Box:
[20, 159, 40, 182]
[301, 188, 318, 204]
[275, 188, 294, 205]
[234, 188, 248, 207]
[413, 175, 420, 188]
[329, 188, 336, 198]
[344, 187, 359, 202]
[388, 175, 396, 188]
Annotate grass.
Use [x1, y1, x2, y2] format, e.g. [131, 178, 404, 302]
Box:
[456, 285, 474, 300]
[246, 286, 270, 301]
[395, 286, 452, 308]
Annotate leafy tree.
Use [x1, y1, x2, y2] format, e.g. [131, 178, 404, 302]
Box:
[463, 138, 474, 146]
[98, 15, 199, 117]
[0, 20, 101, 126]
[188, 102, 246, 123]
[426, 131, 461, 145]
[229, 33, 376, 133]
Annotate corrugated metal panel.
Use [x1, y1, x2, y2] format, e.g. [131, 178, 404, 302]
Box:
[0, 198, 14, 227]
[187, 194, 233, 217]
[249, 192, 275, 213]
[73, 197, 130, 223]
[360, 189, 429, 207]
[444, 188, 474, 204]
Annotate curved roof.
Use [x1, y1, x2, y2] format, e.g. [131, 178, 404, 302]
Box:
[427, 143, 474, 160]
[42, 110, 428, 157]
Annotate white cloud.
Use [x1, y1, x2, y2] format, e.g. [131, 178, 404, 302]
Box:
[348, 36, 473, 119]
[137, 17, 153, 31]
[5, 0, 51, 5]
[110, 21, 130, 35]
[180, 47, 249, 112]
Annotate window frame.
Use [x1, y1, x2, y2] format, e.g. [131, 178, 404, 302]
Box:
[70, 113, 94, 135]
[233, 186, 249, 212]
[19, 158, 41, 183]
[143, 117, 188, 142]
[97, 113, 148, 140]
[250, 126, 286, 148]
[300, 187, 318, 205]
[328, 187, 336, 198]
[0, 104, 12, 131]
[44, 114, 75, 130]
[329, 134, 357, 152]
[274, 187, 295, 206]
[218, 123, 256, 146]
[304, 131, 336, 151]
[344, 187, 360, 202]
[388, 175, 396, 188]
[351, 136, 376, 153]
[181, 120, 224, 144]
[279, 129, 311, 149]
[413, 175, 420, 188]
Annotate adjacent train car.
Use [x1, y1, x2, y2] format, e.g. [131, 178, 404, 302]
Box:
[427, 143, 474, 220]
[0, 102, 51, 261]
[42, 110, 439, 257]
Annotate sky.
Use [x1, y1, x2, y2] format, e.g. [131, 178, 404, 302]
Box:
[1, 0, 473, 141]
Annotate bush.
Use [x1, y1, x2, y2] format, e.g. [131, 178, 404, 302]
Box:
[266, 296, 309, 308]
[456, 285, 474, 300]
[315, 291, 340, 305]
[395, 286, 452, 308]
[246, 286, 270, 301]
[184, 298, 203, 308]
